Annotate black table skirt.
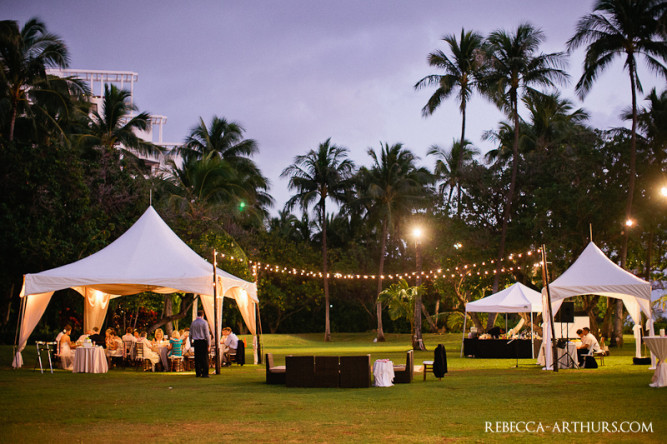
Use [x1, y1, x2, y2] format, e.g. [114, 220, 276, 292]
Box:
[463, 339, 542, 359]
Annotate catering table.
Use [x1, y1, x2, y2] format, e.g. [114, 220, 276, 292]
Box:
[643, 336, 667, 388]
[536, 342, 579, 369]
[373, 359, 394, 387]
[73, 346, 108, 373]
[463, 339, 541, 359]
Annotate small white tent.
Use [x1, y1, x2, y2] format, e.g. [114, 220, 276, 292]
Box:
[12, 206, 258, 368]
[461, 283, 543, 357]
[541, 242, 654, 370]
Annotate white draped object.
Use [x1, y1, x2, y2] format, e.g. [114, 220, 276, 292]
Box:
[541, 242, 654, 370]
[13, 206, 258, 368]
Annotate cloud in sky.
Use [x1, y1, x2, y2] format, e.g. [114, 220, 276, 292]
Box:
[8, 0, 664, 213]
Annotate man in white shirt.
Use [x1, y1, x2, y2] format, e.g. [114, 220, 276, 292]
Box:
[121, 327, 137, 342]
[576, 327, 600, 366]
[581, 327, 600, 352]
[222, 327, 238, 366]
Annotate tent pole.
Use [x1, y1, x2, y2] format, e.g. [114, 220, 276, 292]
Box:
[213, 250, 220, 375]
[542, 245, 558, 372]
[460, 310, 467, 358]
[12, 289, 26, 368]
[254, 264, 263, 364]
[530, 311, 534, 359]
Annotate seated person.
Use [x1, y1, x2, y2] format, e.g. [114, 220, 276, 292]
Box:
[168, 331, 183, 358]
[106, 329, 124, 359]
[58, 325, 77, 370]
[152, 328, 166, 349]
[76, 328, 94, 344]
[121, 326, 136, 343]
[87, 327, 104, 347]
[221, 327, 238, 366]
[181, 329, 193, 356]
[133, 329, 140, 341]
[486, 326, 505, 338]
[576, 327, 600, 366]
[55, 325, 70, 354]
[137, 331, 160, 371]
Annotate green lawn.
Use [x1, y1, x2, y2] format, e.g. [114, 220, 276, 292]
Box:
[1, 333, 664, 443]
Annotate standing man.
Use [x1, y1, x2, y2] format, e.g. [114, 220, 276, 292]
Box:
[190, 310, 211, 378]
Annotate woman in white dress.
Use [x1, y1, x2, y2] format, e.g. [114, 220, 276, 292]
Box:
[105, 329, 124, 367]
[137, 332, 160, 371]
[58, 326, 77, 370]
[151, 328, 169, 371]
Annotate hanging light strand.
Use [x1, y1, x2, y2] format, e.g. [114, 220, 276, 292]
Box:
[217, 247, 543, 282]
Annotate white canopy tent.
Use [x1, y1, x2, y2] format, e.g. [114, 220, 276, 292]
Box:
[461, 282, 543, 358]
[541, 242, 654, 370]
[12, 206, 258, 368]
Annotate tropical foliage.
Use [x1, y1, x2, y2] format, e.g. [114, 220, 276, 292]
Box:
[0, 12, 665, 348]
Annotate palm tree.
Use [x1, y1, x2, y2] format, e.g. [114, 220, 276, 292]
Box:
[181, 116, 258, 165]
[427, 139, 479, 215]
[482, 23, 568, 293]
[356, 143, 432, 341]
[281, 139, 355, 341]
[84, 84, 159, 158]
[522, 91, 590, 151]
[568, 0, 667, 269]
[568, 0, 667, 347]
[0, 18, 72, 142]
[377, 279, 425, 338]
[415, 28, 484, 175]
[636, 88, 667, 156]
[166, 151, 241, 219]
[180, 116, 272, 222]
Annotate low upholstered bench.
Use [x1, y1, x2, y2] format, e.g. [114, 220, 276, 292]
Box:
[393, 350, 414, 383]
[265, 353, 286, 384]
[284, 354, 371, 388]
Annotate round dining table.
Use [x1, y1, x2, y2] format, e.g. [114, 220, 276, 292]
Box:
[373, 359, 395, 387]
[73, 346, 108, 373]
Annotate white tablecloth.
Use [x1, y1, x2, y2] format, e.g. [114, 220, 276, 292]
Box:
[537, 342, 579, 369]
[644, 336, 667, 388]
[373, 359, 395, 387]
[73, 346, 108, 373]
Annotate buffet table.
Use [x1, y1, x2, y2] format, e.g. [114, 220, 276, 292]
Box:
[463, 339, 541, 359]
[73, 346, 108, 373]
[643, 336, 667, 388]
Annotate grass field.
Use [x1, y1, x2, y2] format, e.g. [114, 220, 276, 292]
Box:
[1, 333, 665, 443]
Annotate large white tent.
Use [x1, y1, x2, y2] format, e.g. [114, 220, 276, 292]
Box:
[461, 282, 543, 357]
[541, 242, 654, 370]
[12, 206, 258, 368]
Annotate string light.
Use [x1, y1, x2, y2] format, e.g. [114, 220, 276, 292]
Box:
[216, 247, 544, 282]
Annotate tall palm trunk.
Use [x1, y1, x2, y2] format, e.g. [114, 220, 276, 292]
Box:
[375, 219, 388, 342]
[9, 92, 19, 142]
[456, 102, 467, 218]
[615, 60, 639, 347]
[490, 95, 519, 329]
[321, 198, 331, 342]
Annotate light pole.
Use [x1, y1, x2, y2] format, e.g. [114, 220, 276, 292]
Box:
[412, 227, 425, 351]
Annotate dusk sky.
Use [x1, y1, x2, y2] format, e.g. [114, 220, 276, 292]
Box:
[6, 1, 664, 213]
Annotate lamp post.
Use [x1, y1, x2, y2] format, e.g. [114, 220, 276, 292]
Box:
[412, 227, 425, 351]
